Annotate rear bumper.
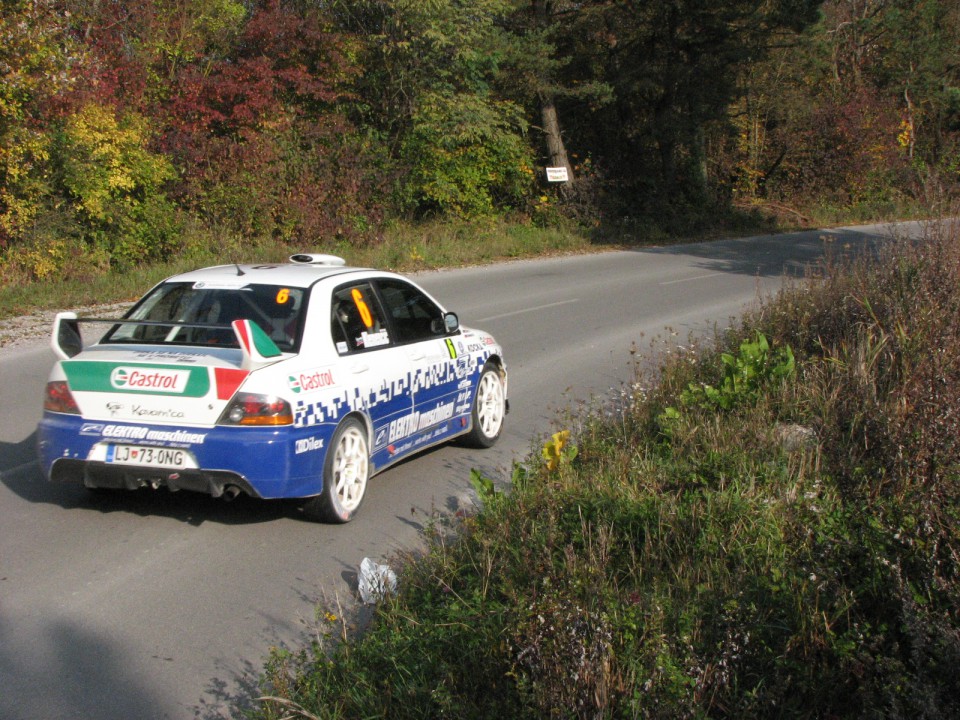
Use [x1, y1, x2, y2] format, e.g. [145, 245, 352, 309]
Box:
[49, 458, 261, 498]
[37, 412, 332, 499]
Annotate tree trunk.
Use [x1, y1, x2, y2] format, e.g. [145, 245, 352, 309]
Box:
[541, 96, 574, 183]
[533, 0, 573, 185]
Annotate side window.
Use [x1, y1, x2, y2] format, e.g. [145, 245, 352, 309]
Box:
[376, 278, 444, 344]
[331, 282, 391, 354]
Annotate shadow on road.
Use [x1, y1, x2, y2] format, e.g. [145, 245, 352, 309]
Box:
[636, 224, 891, 279]
[0, 612, 175, 720]
[0, 430, 306, 526]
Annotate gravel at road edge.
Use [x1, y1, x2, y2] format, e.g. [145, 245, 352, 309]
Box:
[0, 303, 131, 359]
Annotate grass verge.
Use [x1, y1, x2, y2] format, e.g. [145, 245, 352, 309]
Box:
[0, 218, 599, 321]
[0, 201, 808, 321]
[253, 216, 960, 718]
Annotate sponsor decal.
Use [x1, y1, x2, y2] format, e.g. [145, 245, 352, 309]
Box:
[102, 424, 149, 440]
[445, 338, 457, 359]
[466, 343, 483, 353]
[130, 405, 186, 420]
[360, 329, 390, 348]
[192, 280, 246, 290]
[63, 361, 210, 397]
[288, 367, 337, 394]
[454, 356, 472, 379]
[80, 422, 105, 436]
[389, 423, 452, 456]
[295, 437, 324, 454]
[100, 424, 208, 444]
[388, 401, 454, 443]
[132, 351, 200, 364]
[111, 366, 190, 393]
[455, 388, 473, 415]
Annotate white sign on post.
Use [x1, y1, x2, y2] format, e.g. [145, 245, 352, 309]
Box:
[545, 166, 569, 183]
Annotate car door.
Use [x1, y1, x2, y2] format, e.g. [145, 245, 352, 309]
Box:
[328, 281, 416, 469]
[372, 278, 470, 456]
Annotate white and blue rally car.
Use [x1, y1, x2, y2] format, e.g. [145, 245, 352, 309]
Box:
[37, 254, 508, 522]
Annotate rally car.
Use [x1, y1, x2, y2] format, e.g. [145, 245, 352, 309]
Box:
[37, 254, 508, 522]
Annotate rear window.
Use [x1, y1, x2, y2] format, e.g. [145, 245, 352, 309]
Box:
[103, 282, 305, 352]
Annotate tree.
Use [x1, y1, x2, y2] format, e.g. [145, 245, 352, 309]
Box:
[530, 0, 821, 221]
[498, 0, 613, 190]
[874, 1, 960, 180]
[328, 0, 535, 218]
[399, 91, 533, 217]
[166, 0, 385, 242]
[733, 0, 960, 206]
[58, 103, 179, 267]
[0, 0, 82, 247]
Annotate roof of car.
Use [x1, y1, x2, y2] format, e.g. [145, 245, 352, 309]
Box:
[166, 257, 374, 289]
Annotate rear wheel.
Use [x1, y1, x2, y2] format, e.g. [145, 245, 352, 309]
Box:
[463, 363, 505, 448]
[303, 418, 369, 523]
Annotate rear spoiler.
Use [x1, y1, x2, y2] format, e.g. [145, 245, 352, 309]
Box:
[230, 319, 283, 370]
[50, 312, 283, 371]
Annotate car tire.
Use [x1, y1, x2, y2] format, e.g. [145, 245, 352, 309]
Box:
[303, 417, 370, 523]
[462, 363, 505, 448]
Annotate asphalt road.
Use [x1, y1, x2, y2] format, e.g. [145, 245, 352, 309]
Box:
[0, 223, 904, 719]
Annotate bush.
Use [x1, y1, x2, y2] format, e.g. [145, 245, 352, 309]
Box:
[57, 103, 180, 269]
[398, 91, 535, 219]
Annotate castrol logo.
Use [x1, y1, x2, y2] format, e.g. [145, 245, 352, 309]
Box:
[288, 367, 337, 394]
[110, 367, 190, 393]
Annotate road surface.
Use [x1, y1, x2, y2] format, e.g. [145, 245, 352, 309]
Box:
[0, 223, 904, 718]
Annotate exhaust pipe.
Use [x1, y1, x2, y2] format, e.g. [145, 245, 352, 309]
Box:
[223, 485, 242, 501]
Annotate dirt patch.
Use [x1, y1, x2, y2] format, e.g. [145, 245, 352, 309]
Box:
[0, 303, 132, 358]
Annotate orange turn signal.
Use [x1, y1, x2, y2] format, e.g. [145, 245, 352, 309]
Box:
[218, 393, 293, 426]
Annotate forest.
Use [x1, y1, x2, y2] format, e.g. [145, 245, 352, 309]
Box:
[1, 0, 958, 282]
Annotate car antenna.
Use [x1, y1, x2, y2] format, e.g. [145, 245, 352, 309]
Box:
[235, 263, 245, 276]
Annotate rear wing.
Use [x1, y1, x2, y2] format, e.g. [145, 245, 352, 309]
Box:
[50, 312, 283, 371]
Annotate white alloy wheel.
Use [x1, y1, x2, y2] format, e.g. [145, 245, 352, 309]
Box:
[304, 418, 370, 523]
[464, 364, 505, 448]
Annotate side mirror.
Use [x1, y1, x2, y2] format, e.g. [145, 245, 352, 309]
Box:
[432, 312, 459, 335]
[443, 312, 459, 334]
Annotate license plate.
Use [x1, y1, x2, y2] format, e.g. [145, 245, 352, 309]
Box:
[105, 444, 195, 469]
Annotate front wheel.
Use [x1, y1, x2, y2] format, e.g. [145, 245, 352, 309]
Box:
[303, 417, 370, 523]
[463, 363, 506, 448]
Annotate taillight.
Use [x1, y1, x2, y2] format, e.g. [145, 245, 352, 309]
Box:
[218, 393, 293, 426]
[44, 381, 80, 414]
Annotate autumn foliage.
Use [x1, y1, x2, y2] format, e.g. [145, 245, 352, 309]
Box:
[1, 0, 958, 281]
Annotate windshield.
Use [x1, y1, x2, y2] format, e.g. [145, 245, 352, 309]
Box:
[102, 282, 305, 352]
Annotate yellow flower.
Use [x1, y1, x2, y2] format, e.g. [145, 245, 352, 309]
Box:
[542, 430, 570, 472]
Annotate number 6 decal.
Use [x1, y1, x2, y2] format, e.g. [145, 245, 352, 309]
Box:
[351, 288, 373, 329]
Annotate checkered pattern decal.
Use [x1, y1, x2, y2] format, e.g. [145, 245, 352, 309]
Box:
[293, 350, 492, 428]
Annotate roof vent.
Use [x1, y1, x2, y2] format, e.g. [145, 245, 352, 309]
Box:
[289, 253, 347, 266]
